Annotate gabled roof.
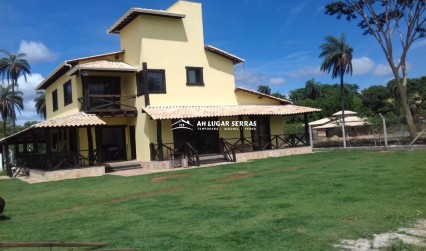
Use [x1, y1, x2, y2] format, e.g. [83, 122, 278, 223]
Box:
[107, 8, 186, 34]
[0, 112, 106, 145]
[205, 45, 244, 65]
[235, 87, 292, 105]
[36, 51, 124, 90]
[67, 60, 137, 75]
[142, 105, 321, 120]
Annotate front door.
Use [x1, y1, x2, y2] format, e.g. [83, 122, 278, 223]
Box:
[98, 126, 126, 162]
[172, 119, 220, 155]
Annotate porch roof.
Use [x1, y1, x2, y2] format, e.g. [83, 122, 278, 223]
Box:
[33, 112, 107, 128]
[68, 60, 137, 75]
[0, 112, 106, 144]
[142, 105, 321, 120]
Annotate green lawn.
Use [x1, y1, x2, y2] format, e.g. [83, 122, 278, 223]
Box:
[0, 151, 425, 250]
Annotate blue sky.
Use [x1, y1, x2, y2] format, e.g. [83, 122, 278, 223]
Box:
[1, 0, 426, 124]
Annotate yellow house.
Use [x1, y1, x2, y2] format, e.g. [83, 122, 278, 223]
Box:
[1, 1, 319, 177]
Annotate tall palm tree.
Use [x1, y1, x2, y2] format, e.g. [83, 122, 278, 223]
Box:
[319, 33, 353, 148]
[34, 91, 46, 119]
[0, 85, 24, 137]
[0, 50, 31, 133]
[305, 78, 322, 100]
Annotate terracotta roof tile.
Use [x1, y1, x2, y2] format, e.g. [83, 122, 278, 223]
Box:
[142, 105, 320, 120]
[33, 112, 106, 128]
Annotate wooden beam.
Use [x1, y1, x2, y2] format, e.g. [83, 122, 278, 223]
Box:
[142, 62, 150, 106]
[157, 120, 164, 160]
[87, 127, 94, 165]
[238, 115, 245, 152]
[45, 129, 52, 170]
[304, 113, 310, 146]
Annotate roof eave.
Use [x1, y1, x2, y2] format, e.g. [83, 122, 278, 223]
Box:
[107, 8, 186, 34]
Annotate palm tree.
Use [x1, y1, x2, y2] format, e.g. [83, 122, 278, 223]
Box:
[257, 85, 271, 95]
[0, 85, 24, 137]
[319, 33, 353, 148]
[0, 50, 31, 133]
[34, 91, 46, 119]
[305, 78, 321, 100]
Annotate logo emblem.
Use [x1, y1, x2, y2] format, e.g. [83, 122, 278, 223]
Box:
[171, 119, 194, 130]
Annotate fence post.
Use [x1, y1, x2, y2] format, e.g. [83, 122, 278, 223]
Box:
[379, 113, 388, 148]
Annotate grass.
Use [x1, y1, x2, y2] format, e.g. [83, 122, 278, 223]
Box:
[0, 151, 425, 250]
[383, 239, 426, 251]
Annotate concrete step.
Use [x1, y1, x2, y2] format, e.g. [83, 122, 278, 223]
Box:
[105, 160, 142, 173]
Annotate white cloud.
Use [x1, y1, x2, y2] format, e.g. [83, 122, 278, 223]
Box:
[373, 64, 393, 76]
[269, 77, 286, 85]
[18, 40, 58, 64]
[352, 57, 375, 75]
[15, 73, 45, 124]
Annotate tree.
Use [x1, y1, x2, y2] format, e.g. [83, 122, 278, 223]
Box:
[0, 50, 31, 133]
[257, 85, 271, 95]
[34, 91, 46, 119]
[0, 85, 24, 136]
[288, 88, 306, 102]
[325, 0, 426, 141]
[319, 33, 353, 148]
[305, 78, 322, 100]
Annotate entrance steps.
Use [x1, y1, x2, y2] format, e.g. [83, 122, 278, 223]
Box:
[199, 154, 228, 166]
[105, 160, 142, 172]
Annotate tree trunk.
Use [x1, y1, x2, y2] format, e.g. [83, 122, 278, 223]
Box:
[398, 79, 417, 141]
[340, 73, 347, 148]
[11, 79, 16, 134]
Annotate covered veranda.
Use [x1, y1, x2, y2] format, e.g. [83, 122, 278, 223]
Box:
[143, 104, 320, 167]
[0, 112, 106, 177]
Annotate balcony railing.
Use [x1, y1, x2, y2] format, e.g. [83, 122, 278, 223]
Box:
[78, 94, 137, 117]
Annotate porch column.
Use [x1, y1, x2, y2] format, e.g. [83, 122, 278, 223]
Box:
[157, 120, 164, 160]
[304, 113, 310, 146]
[238, 115, 245, 152]
[45, 128, 53, 170]
[95, 127, 103, 163]
[87, 127, 94, 165]
[3, 142, 11, 177]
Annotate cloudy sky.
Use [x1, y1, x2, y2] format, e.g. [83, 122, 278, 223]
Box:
[1, 0, 426, 124]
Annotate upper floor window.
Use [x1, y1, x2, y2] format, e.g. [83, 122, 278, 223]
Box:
[136, 69, 166, 95]
[63, 80, 72, 106]
[52, 89, 58, 111]
[186, 67, 204, 86]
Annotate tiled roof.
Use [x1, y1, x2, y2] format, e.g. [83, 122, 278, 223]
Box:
[33, 112, 106, 128]
[142, 105, 321, 120]
[36, 51, 125, 90]
[0, 113, 106, 145]
[235, 87, 292, 104]
[108, 8, 186, 34]
[312, 116, 370, 129]
[68, 60, 137, 75]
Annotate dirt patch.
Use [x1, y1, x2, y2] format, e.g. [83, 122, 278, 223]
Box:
[274, 166, 303, 172]
[151, 174, 188, 183]
[335, 219, 426, 250]
[216, 172, 256, 183]
[49, 187, 182, 215]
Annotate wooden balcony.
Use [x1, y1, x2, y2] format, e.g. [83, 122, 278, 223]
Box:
[78, 94, 137, 117]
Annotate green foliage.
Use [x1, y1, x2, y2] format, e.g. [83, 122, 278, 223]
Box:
[257, 85, 271, 95]
[0, 151, 425, 250]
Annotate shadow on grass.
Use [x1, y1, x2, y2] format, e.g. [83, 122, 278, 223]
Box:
[0, 215, 10, 221]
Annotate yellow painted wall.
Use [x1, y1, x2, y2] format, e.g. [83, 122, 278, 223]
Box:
[45, 74, 79, 120]
[270, 116, 285, 135]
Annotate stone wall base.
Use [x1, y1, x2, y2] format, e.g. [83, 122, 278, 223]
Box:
[30, 166, 105, 182]
[236, 146, 312, 162]
[140, 160, 173, 170]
